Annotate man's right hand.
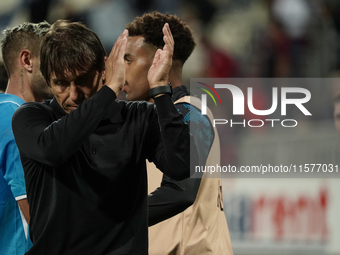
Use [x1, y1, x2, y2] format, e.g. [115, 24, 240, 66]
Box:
[105, 29, 128, 96]
[147, 23, 174, 90]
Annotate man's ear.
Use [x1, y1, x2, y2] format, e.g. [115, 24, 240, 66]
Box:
[20, 50, 33, 73]
[102, 56, 108, 82]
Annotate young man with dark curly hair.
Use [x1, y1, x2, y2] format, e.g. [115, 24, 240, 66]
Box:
[124, 12, 233, 255]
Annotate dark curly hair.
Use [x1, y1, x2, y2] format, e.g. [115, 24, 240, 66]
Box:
[126, 12, 196, 64]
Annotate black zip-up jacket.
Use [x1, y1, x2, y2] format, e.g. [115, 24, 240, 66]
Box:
[12, 85, 194, 255]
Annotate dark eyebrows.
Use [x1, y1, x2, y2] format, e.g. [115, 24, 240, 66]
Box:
[76, 71, 94, 82]
[70, 68, 95, 81]
[52, 78, 67, 84]
[51, 69, 98, 85]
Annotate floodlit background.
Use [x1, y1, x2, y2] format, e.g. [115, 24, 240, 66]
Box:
[1, 0, 340, 254]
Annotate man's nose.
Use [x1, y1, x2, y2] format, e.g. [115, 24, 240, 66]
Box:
[69, 84, 79, 101]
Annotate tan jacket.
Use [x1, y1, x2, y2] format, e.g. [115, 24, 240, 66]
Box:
[147, 96, 233, 255]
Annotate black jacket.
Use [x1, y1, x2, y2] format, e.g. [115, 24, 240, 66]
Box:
[12, 85, 193, 255]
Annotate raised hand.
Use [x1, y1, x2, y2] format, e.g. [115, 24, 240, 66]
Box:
[147, 23, 174, 89]
[105, 29, 128, 96]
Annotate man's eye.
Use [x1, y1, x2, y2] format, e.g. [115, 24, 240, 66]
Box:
[124, 58, 131, 64]
[75, 79, 87, 86]
[56, 81, 68, 86]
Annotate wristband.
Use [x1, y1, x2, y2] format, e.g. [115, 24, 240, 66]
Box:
[149, 83, 173, 98]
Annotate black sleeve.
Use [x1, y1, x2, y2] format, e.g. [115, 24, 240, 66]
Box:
[146, 95, 197, 181]
[148, 102, 214, 226]
[12, 86, 117, 167]
[148, 176, 201, 226]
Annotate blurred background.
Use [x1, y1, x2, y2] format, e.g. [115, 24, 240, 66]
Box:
[1, 0, 340, 254]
